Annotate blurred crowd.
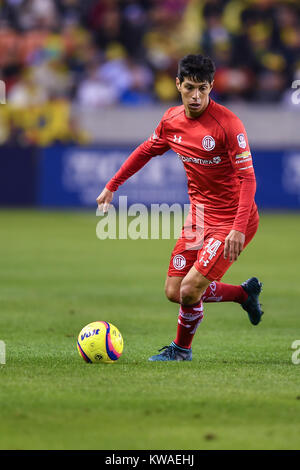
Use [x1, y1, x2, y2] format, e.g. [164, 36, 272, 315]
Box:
[0, 0, 299, 145]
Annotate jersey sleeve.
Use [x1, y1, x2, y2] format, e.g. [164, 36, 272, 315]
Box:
[226, 116, 254, 173]
[106, 117, 170, 192]
[226, 117, 257, 234]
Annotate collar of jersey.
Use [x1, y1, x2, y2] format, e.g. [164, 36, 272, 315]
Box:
[183, 98, 213, 125]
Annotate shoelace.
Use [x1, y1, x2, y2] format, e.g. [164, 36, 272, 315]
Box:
[158, 345, 176, 359]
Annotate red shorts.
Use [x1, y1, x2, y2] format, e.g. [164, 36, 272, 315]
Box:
[168, 214, 259, 282]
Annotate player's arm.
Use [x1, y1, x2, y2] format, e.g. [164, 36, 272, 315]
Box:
[224, 121, 256, 262]
[96, 119, 170, 212]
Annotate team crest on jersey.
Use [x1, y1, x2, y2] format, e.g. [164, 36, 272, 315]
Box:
[202, 135, 215, 151]
[237, 133, 246, 149]
[173, 254, 186, 270]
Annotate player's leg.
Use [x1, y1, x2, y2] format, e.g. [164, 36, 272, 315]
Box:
[164, 273, 263, 332]
[169, 222, 262, 356]
[172, 267, 210, 352]
[165, 275, 249, 304]
[152, 225, 212, 362]
[164, 273, 252, 355]
[164, 276, 182, 304]
[193, 225, 263, 326]
[149, 226, 201, 361]
[149, 221, 263, 362]
[164, 228, 199, 304]
[165, 216, 262, 310]
[149, 266, 210, 361]
[180, 265, 211, 305]
[201, 280, 248, 303]
[202, 216, 262, 310]
[163, 203, 254, 306]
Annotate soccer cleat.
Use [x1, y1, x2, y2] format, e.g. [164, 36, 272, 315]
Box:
[241, 277, 264, 325]
[148, 341, 192, 361]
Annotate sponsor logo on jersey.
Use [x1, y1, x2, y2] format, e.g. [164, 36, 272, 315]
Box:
[177, 153, 221, 165]
[173, 254, 186, 270]
[173, 135, 182, 143]
[236, 151, 251, 159]
[202, 135, 216, 151]
[236, 158, 252, 165]
[237, 133, 247, 149]
[235, 152, 252, 166]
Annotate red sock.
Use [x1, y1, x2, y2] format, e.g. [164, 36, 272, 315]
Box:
[202, 281, 248, 303]
[174, 301, 204, 349]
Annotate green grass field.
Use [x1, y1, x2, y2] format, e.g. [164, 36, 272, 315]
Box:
[0, 210, 300, 450]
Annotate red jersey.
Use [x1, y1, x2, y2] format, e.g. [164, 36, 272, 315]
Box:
[106, 99, 258, 234]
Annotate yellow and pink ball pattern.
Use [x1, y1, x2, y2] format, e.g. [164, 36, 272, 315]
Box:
[77, 321, 123, 363]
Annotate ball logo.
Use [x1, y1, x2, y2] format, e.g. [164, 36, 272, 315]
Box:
[237, 133, 246, 149]
[81, 328, 100, 341]
[202, 135, 215, 151]
[173, 254, 186, 270]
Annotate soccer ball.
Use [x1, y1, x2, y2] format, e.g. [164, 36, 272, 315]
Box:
[77, 321, 123, 364]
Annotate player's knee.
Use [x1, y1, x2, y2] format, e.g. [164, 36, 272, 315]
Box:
[164, 284, 180, 303]
[180, 284, 198, 305]
[180, 274, 209, 304]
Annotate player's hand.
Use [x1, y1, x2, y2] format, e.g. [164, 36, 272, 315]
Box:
[224, 230, 245, 263]
[96, 187, 113, 213]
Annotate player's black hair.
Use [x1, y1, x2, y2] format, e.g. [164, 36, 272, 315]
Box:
[177, 54, 216, 84]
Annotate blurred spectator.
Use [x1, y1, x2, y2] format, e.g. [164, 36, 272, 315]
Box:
[8, 68, 47, 106]
[15, 0, 58, 31]
[77, 65, 119, 107]
[97, 44, 154, 105]
[0, 0, 300, 145]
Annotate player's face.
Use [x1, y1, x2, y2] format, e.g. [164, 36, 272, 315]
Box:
[176, 77, 213, 118]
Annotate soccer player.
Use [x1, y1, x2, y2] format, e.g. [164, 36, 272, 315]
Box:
[96, 54, 263, 361]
